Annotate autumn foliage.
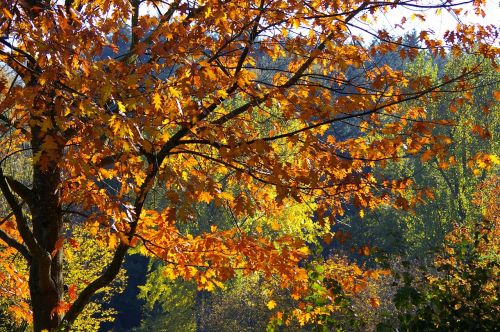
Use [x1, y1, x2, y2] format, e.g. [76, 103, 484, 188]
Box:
[0, 0, 498, 330]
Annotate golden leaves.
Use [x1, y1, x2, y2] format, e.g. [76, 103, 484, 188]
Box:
[0, 0, 497, 327]
[267, 300, 277, 310]
[198, 191, 213, 204]
[469, 153, 499, 174]
[168, 86, 182, 98]
[153, 93, 162, 110]
[284, 256, 390, 327]
[136, 208, 310, 294]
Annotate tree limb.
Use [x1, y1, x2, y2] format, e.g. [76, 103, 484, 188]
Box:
[0, 227, 31, 261]
[0, 167, 43, 258]
[5, 176, 34, 208]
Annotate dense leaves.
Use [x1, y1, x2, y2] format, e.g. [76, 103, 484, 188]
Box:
[391, 176, 499, 331]
[0, 0, 498, 330]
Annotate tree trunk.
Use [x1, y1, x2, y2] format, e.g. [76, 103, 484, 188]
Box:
[195, 290, 213, 332]
[29, 124, 65, 331]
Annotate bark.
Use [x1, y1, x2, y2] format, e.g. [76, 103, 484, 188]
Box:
[195, 290, 211, 332]
[29, 124, 65, 331]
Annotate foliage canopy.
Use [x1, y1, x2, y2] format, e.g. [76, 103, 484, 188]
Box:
[0, 0, 498, 330]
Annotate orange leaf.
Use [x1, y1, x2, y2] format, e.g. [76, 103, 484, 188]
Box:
[68, 238, 80, 249]
[2, 8, 13, 19]
[492, 90, 500, 101]
[370, 297, 380, 308]
[67, 284, 77, 301]
[51, 237, 65, 258]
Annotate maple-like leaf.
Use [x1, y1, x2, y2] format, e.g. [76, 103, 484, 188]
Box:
[267, 300, 277, 310]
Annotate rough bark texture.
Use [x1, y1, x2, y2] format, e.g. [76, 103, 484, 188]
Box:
[29, 124, 64, 331]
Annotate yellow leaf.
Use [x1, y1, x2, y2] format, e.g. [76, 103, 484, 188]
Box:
[213, 279, 225, 289]
[267, 300, 277, 310]
[297, 246, 309, 255]
[491, 154, 499, 164]
[359, 210, 365, 218]
[117, 101, 126, 114]
[216, 89, 228, 98]
[153, 93, 162, 110]
[39, 75, 47, 86]
[108, 233, 118, 249]
[2, 8, 13, 19]
[168, 86, 182, 98]
[198, 191, 213, 204]
[219, 192, 234, 201]
[205, 281, 215, 292]
[164, 266, 177, 279]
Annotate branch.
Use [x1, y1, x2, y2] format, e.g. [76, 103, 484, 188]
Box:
[0, 37, 38, 65]
[5, 176, 34, 208]
[239, 70, 475, 143]
[129, 0, 140, 54]
[62, 154, 160, 328]
[211, 1, 369, 126]
[0, 167, 41, 257]
[0, 50, 31, 81]
[62, 244, 128, 328]
[115, 0, 183, 61]
[0, 227, 31, 261]
[61, 209, 89, 219]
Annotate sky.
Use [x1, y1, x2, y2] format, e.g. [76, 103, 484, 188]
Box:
[364, 1, 500, 42]
[142, 0, 499, 45]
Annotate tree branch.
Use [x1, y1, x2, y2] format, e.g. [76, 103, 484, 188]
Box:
[5, 176, 34, 208]
[0, 227, 31, 261]
[62, 244, 128, 328]
[0, 167, 41, 257]
[211, 1, 369, 126]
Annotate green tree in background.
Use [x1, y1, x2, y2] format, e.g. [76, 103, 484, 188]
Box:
[347, 51, 499, 258]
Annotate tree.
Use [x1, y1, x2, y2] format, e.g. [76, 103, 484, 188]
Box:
[0, 218, 127, 331]
[329, 51, 498, 331]
[0, 0, 497, 330]
[391, 175, 499, 331]
[345, 50, 499, 259]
